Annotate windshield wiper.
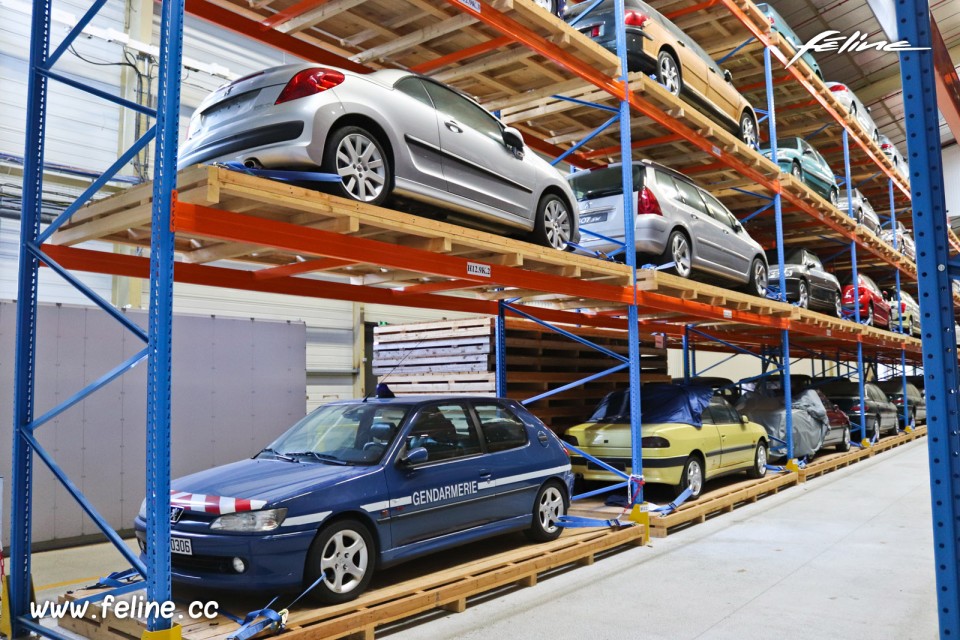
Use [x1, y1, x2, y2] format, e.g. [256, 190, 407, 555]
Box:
[285, 451, 348, 465]
[257, 447, 297, 462]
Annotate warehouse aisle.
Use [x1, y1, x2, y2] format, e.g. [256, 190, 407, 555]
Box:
[387, 439, 937, 640]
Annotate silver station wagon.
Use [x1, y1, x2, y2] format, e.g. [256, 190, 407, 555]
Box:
[180, 64, 579, 250]
[568, 161, 769, 296]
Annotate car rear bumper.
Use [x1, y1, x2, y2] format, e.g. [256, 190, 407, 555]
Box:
[179, 121, 305, 169]
[578, 214, 670, 257]
[135, 518, 315, 591]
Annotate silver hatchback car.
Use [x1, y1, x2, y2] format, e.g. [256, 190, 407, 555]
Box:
[568, 161, 769, 296]
[180, 64, 579, 250]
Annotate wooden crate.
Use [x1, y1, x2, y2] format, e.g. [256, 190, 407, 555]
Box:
[374, 317, 669, 431]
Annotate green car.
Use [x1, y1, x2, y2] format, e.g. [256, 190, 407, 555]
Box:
[761, 137, 839, 206]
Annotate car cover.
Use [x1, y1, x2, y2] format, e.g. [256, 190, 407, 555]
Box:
[588, 384, 714, 426]
[736, 388, 830, 458]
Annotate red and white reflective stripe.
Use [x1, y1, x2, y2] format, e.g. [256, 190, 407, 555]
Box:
[170, 490, 266, 514]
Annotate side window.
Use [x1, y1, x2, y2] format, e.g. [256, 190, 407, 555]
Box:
[654, 170, 680, 201]
[422, 81, 503, 143]
[394, 77, 433, 107]
[701, 191, 737, 229]
[473, 403, 529, 453]
[710, 397, 740, 424]
[673, 179, 709, 215]
[405, 403, 482, 462]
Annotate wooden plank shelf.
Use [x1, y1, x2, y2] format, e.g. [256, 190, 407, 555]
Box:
[59, 525, 645, 640]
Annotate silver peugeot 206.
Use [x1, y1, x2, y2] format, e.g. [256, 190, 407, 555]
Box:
[180, 64, 579, 250]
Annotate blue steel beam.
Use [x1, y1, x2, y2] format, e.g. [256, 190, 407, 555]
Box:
[144, 0, 186, 630]
[888, 179, 910, 425]
[10, 0, 52, 630]
[43, 0, 109, 67]
[763, 45, 794, 461]
[843, 128, 868, 442]
[613, 0, 644, 503]
[896, 0, 960, 632]
[495, 301, 507, 396]
[551, 113, 619, 166]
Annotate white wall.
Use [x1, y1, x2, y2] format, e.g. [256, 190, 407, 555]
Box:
[943, 143, 960, 220]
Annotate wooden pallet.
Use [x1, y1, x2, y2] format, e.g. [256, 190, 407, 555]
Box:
[798, 426, 926, 481]
[59, 526, 645, 640]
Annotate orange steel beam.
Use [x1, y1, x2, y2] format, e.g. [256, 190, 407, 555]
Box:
[411, 36, 513, 74]
[717, 0, 909, 198]
[41, 245, 632, 331]
[738, 74, 792, 93]
[183, 0, 371, 75]
[172, 199, 636, 305]
[253, 257, 357, 280]
[259, 0, 331, 30]
[932, 17, 960, 144]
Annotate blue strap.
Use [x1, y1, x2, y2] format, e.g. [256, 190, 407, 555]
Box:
[651, 486, 692, 514]
[556, 514, 628, 528]
[227, 608, 286, 640]
[95, 568, 140, 588]
[217, 161, 342, 184]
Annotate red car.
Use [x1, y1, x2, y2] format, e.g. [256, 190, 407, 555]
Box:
[842, 273, 891, 328]
[816, 389, 852, 452]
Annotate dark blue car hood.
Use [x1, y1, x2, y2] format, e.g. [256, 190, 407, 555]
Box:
[172, 458, 377, 507]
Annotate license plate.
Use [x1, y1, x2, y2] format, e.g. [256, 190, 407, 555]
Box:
[579, 212, 608, 225]
[171, 536, 193, 556]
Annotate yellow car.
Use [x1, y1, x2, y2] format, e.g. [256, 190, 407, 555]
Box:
[563, 385, 769, 499]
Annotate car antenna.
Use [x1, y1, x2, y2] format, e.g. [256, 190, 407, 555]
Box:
[362, 332, 427, 402]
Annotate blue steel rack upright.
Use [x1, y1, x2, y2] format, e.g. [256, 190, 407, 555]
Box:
[10, 0, 185, 636]
[896, 0, 960, 634]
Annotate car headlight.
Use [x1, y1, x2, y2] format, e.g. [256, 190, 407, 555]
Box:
[210, 508, 287, 532]
[138, 499, 146, 520]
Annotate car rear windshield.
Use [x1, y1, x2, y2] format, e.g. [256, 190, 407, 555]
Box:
[567, 165, 644, 202]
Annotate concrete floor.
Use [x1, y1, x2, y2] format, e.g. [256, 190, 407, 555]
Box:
[26, 438, 938, 639]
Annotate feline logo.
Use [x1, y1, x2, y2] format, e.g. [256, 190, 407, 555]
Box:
[786, 30, 928, 69]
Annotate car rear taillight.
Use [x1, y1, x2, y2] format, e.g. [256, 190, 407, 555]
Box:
[625, 10, 648, 27]
[768, 16, 775, 26]
[894, 398, 904, 404]
[881, 142, 892, 150]
[590, 25, 601, 37]
[901, 302, 907, 312]
[830, 84, 847, 92]
[637, 186, 662, 215]
[851, 404, 862, 412]
[275, 68, 345, 105]
[641, 436, 670, 448]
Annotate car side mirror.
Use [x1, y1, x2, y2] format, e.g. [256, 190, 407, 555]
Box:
[741, 415, 749, 424]
[723, 69, 733, 83]
[502, 126, 524, 149]
[400, 447, 428, 466]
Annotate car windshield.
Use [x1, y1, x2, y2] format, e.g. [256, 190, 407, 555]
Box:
[264, 402, 412, 466]
[774, 138, 798, 151]
[567, 165, 644, 201]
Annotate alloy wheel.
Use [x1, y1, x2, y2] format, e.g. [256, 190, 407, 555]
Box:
[659, 54, 681, 96]
[797, 280, 809, 309]
[543, 199, 572, 250]
[335, 133, 386, 202]
[537, 485, 565, 534]
[671, 234, 692, 278]
[319, 529, 369, 594]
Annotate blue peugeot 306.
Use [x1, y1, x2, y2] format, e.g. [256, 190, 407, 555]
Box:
[134, 394, 573, 603]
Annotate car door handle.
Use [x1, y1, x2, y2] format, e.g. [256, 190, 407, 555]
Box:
[691, 214, 699, 220]
[479, 469, 492, 479]
[444, 120, 463, 133]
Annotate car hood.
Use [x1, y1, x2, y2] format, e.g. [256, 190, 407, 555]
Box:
[172, 458, 378, 509]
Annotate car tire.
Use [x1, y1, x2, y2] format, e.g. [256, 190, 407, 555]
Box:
[871, 415, 881, 440]
[837, 426, 851, 452]
[797, 279, 809, 309]
[304, 518, 375, 604]
[657, 50, 682, 96]
[745, 257, 768, 298]
[676, 455, 704, 500]
[855, 207, 863, 224]
[323, 126, 391, 206]
[662, 229, 693, 278]
[747, 441, 768, 479]
[791, 162, 803, 181]
[830, 188, 839, 207]
[833, 290, 843, 318]
[532, 194, 573, 250]
[864, 302, 875, 326]
[525, 481, 567, 542]
[739, 110, 758, 148]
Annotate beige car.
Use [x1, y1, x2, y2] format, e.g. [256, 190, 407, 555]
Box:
[566, 0, 759, 148]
